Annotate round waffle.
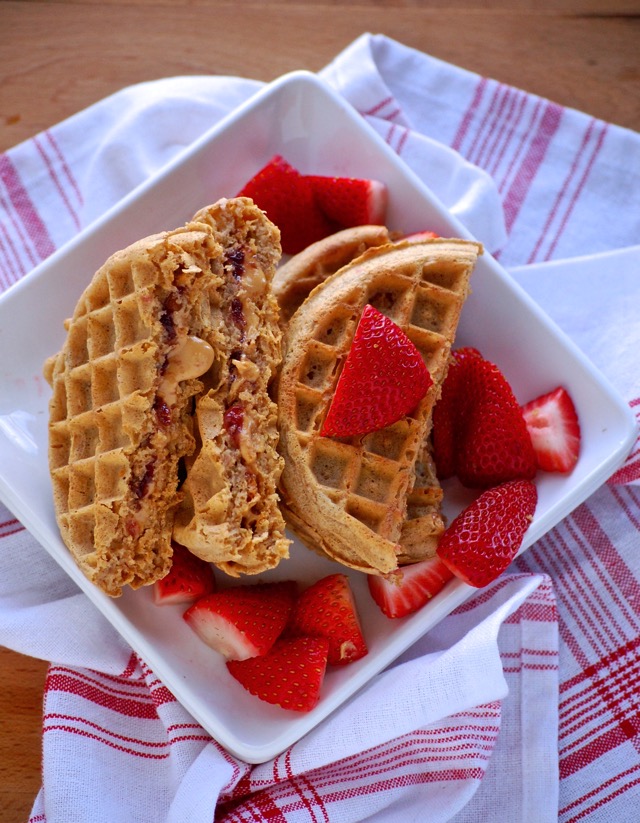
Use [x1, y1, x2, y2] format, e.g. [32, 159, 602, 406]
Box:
[276, 237, 482, 574]
[273, 225, 393, 323]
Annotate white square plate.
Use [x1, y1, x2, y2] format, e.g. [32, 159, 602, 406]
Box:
[0, 71, 636, 763]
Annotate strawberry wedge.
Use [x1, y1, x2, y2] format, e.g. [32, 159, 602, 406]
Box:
[437, 479, 538, 588]
[321, 304, 432, 438]
[368, 556, 453, 619]
[153, 543, 215, 606]
[289, 574, 368, 665]
[521, 386, 581, 473]
[184, 581, 297, 660]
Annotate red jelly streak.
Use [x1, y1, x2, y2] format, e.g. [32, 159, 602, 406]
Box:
[132, 460, 155, 499]
[230, 298, 245, 333]
[154, 397, 171, 427]
[224, 403, 244, 449]
[226, 247, 245, 280]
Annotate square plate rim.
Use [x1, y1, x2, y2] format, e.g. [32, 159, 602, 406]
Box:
[0, 70, 637, 763]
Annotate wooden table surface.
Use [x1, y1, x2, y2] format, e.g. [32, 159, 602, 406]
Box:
[1, 1, 639, 819]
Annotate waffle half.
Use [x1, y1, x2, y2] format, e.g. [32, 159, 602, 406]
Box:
[46, 197, 288, 595]
[172, 199, 290, 576]
[276, 238, 481, 574]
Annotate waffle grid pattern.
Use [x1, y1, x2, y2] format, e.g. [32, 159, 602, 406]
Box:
[48, 255, 159, 559]
[290, 252, 472, 543]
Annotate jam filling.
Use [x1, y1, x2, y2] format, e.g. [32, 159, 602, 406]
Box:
[154, 396, 172, 427]
[229, 297, 245, 336]
[226, 247, 245, 280]
[131, 459, 155, 500]
[223, 403, 244, 449]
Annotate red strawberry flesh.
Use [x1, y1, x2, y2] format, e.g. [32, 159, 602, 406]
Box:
[432, 347, 483, 480]
[521, 386, 581, 473]
[237, 155, 333, 254]
[289, 574, 367, 665]
[308, 175, 387, 227]
[153, 542, 215, 606]
[452, 352, 537, 488]
[321, 304, 433, 438]
[227, 636, 329, 712]
[183, 581, 297, 660]
[368, 556, 453, 619]
[437, 479, 538, 588]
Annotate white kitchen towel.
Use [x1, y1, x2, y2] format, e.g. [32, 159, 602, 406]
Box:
[1, 31, 639, 823]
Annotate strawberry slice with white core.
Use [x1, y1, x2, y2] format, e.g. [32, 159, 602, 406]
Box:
[183, 581, 297, 660]
[308, 175, 387, 227]
[437, 479, 538, 588]
[521, 386, 581, 473]
[368, 556, 453, 619]
[153, 542, 215, 606]
[321, 304, 433, 438]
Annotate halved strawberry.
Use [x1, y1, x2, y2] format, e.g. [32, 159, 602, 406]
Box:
[238, 155, 333, 254]
[153, 542, 215, 606]
[432, 347, 483, 479]
[367, 556, 453, 619]
[307, 175, 387, 228]
[288, 574, 367, 665]
[183, 581, 297, 660]
[321, 304, 433, 438]
[227, 636, 329, 712]
[453, 353, 537, 488]
[521, 386, 581, 473]
[437, 479, 538, 588]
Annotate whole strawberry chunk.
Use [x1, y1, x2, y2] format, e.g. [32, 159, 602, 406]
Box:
[454, 353, 537, 488]
[227, 636, 329, 712]
[321, 304, 433, 438]
[289, 574, 367, 665]
[153, 542, 215, 606]
[367, 556, 453, 619]
[307, 175, 387, 228]
[183, 581, 297, 660]
[437, 479, 538, 588]
[521, 386, 581, 473]
[238, 155, 333, 254]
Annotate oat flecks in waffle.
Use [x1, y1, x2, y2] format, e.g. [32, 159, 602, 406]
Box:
[46, 197, 289, 597]
[277, 238, 482, 575]
[173, 199, 290, 576]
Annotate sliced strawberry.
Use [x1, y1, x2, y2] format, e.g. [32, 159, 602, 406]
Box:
[454, 353, 537, 488]
[521, 386, 581, 473]
[227, 636, 329, 712]
[307, 175, 387, 228]
[432, 347, 483, 479]
[153, 542, 215, 606]
[321, 304, 433, 438]
[238, 155, 333, 254]
[288, 574, 367, 665]
[367, 556, 453, 619]
[437, 479, 538, 588]
[183, 581, 297, 660]
[401, 230, 439, 242]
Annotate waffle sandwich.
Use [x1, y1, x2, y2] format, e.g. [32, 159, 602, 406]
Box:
[45, 197, 289, 596]
[276, 237, 481, 574]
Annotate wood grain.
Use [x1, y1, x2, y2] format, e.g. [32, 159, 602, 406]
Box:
[1, 2, 639, 819]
